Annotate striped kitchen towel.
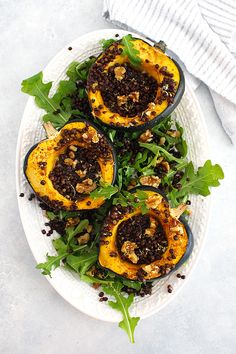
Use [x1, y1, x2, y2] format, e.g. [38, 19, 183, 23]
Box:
[103, 0, 236, 144]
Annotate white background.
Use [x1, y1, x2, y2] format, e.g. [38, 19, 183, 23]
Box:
[0, 1, 236, 353]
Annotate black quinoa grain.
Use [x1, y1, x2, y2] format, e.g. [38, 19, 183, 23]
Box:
[19, 193, 24, 197]
[68, 46, 72, 51]
[116, 214, 168, 264]
[98, 292, 104, 297]
[186, 200, 191, 205]
[41, 229, 46, 235]
[181, 275, 186, 279]
[176, 273, 181, 278]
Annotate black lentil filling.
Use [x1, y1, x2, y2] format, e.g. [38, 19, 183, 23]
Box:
[49, 146, 101, 201]
[100, 63, 158, 117]
[116, 214, 168, 264]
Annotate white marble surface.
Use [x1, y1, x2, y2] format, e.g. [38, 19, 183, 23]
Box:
[0, 1, 236, 353]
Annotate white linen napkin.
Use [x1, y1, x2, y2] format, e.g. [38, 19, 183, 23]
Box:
[103, 0, 236, 143]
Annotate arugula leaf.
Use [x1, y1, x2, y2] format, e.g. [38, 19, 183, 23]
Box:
[102, 282, 140, 343]
[21, 72, 70, 127]
[66, 249, 98, 275]
[121, 35, 142, 67]
[36, 253, 67, 277]
[90, 184, 119, 200]
[66, 219, 89, 245]
[99, 38, 117, 50]
[139, 142, 183, 164]
[67, 58, 96, 82]
[52, 238, 67, 255]
[174, 160, 224, 198]
[121, 279, 142, 291]
[113, 190, 149, 214]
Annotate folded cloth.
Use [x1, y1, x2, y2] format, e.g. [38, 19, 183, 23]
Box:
[103, 0, 236, 143]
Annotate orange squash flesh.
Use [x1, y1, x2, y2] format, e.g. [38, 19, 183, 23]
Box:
[99, 189, 189, 280]
[24, 120, 116, 210]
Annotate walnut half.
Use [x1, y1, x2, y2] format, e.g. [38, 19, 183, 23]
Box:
[76, 178, 96, 194]
[140, 175, 161, 188]
[121, 241, 139, 264]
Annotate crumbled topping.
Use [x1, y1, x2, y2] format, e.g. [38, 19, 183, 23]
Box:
[117, 95, 128, 106]
[77, 233, 90, 245]
[114, 66, 126, 81]
[128, 91, 140, 102]
[167, 130, 181, 138]
[121, 241, 139, 264]
[145, 194, 163, 209]
[140, 175, 161, 188]
[139, 129, 153, 143]
[144, 217, 157, 237]
[64, 158, 75, 166]
[142, 264, 160, 275]
[76, 169, 87, 178]
[159, 137, 166, 145]
[75, 178, 97, 193]
[82, 126, 99, 144]
[69, 145, 78, 152]
[170, 204, 187, 219]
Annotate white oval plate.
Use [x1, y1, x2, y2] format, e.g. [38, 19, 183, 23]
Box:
[16, 29, 211, 322]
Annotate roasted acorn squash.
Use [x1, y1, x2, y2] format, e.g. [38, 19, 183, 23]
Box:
[87, 38, 184, 130]
[24, 119, 117, 210]
[99, 187, 193, 280]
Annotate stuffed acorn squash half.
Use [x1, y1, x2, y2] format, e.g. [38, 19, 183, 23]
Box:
[99, 187, 193, 281]
[24, 119, 117, 210]
[87, 37, 184, 130]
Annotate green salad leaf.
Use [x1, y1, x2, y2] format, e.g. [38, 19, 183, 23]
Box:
[36, 253, 67, 277]
[121, 34, 142, 66]
[99, 38, 117, 50]
[172, 160, 224, 199]
[66, 249, 98, 275]
[90, 184, 119, 200]
[102, 282, 140, 343]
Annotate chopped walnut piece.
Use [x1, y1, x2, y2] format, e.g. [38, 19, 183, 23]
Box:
[170, 204, 187, 219]
[142, 264, 160, 275]
[161, 161, 170, 172]
[127, 179, 137, 190]
[64, 158, 74, 166]
[145, 194, 163, 209]
[159, 137, 166, 145]
[114, 66, 126, 81]
[128, 91, 140, 102]
[139, 129, 153, 142]
[117, 95, 128, 106]
[121, 241, 139, 264]
[75, 178, 97, 193]
[66, 217, 80, 227]
[86, 224, 93, 233]
[82, 126, 99, 144]
[145, 217, 157, 237]
[69, 145, 78, 152]
[167, 130, 181, 138]
[77, 233, 90, 245]
[117, 91, 140, 107]
[76, 169, 87, 178]
[140, 175, 161, 188]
